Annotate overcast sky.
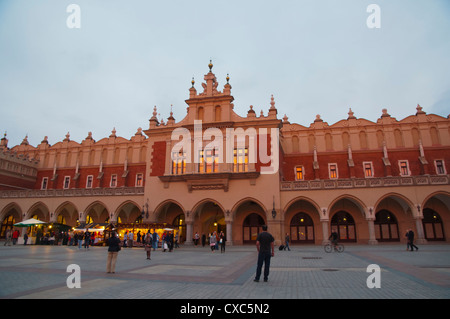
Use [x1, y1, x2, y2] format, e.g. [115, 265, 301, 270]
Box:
[0, 0, 449, 147]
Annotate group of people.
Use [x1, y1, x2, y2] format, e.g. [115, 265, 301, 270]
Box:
[193, 231, 226, 253]
[2, 228, 102, 247]
[121, 230, 180, 252]
[105, 229, 180, 273]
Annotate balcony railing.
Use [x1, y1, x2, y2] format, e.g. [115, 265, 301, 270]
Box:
[280, 175, 449, 191]
[0, 187, 144, 199]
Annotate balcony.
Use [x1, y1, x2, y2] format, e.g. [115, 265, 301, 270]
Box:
[0, 187, 145, 199]
[280, 175, 449, 191]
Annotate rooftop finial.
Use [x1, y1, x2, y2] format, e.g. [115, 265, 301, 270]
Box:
[208, 59, 213, 72]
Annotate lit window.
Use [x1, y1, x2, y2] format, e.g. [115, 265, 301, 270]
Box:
[110, 174, 117, 187]
[295, 166, 304, 180]
[435, 160, 446, 175]
[329, 163, 338, 179]
[41, 177, 48, 190]
[233, 148, 248, 172]
[63, 176, 70, 189]
[172, 151, 186, 175]
[399, 161, 410, 176]
[136, 173, 144, 186]
[364, 162, 374, 178]
[86, 175, 93, 188]
[199, 149, 219, 173]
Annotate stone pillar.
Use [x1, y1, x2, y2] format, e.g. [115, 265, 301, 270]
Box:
[226, 221, 233, 246]
[367, 218, 378, 245]
[321, 219, 329, 245]
[185, 221, 193, 245]
[414, 216, 427, 244]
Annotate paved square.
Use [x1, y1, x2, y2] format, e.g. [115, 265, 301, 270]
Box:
[0, 243, 449, 300]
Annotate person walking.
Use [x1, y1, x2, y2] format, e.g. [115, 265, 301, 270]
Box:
[406, 229, 419, 251]
[24, 231, 29, 245]
[284, 233, 291, 251]
[219, 231, 226, 253]
[152, 230, 159, 251]
[209, 232, 217, 253]
[144, 231, 152, 260]
[201, 233, 206, 247]
[3, 229, 12, 246]
[127, 231, 134, 248]
[12, 229, 19, 245]
[123, 231, 128, 248]
[106, 231, 121, 274]
[254, 225, 275, 283]
[84, 229, 91, 250]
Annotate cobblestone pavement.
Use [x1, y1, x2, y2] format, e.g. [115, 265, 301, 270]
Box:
[0, 243, 449, 300]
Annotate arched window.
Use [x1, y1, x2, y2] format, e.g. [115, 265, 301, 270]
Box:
[422, 209, 445, 241]
[331, 211, 356, 242]
[243, 213, 265, 243]
[173, 214, 186, 243]
[290, 212, 314, 243]
[0, 215, 15, 238]
[375, 210, 399, 241]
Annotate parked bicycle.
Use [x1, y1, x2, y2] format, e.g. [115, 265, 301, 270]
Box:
[324, 242, 344, 253]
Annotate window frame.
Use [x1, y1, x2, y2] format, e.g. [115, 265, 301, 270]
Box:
[110, 174, 118, 188]
[86, 175, 93, 188]
[328, 163, 338, 179]
[41, 177, 48, 190]
[435, 159, 446, 175]
[363, 161, 374, 178]
[295, 165, 304, 181]
[398, 160, 410, 176]
[63, 176, 71, 189]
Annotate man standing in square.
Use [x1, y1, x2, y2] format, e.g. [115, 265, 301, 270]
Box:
[254, 225, 275, 282]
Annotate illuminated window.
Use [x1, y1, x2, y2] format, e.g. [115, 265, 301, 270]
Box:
[328, 163, 338, 179]
[363, 162, 374, 178]
[295, 166, 304, 180]
[233, 148, 248, 172]
[172, 151, 186, 175]
[198, 149, 219, 173]
[136, 173, 144, 186]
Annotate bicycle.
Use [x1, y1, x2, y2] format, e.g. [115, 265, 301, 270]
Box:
[324, 242, 344, 253]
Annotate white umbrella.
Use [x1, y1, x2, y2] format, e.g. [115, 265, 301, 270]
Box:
[14, 218, 47, 227]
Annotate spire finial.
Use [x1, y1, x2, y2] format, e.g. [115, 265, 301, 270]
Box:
[208, 59, 213, 72]
[191, 77, 195, 87]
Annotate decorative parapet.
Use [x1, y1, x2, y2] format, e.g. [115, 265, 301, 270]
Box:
[280, 175, 449, 191]
[0, 187, 144, 199]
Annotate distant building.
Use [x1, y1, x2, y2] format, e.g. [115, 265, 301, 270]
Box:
[1, 62, 449, 245]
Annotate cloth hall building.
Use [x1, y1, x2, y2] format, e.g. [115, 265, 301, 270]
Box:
[1, 63, 450, 246]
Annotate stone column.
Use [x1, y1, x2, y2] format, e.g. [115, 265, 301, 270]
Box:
[414, 216, 427, 244]
[226, 221, 233, 246]
[321, 219, 329, 245]
[367, 218, 378, 245]
[185, 221, 193, 245]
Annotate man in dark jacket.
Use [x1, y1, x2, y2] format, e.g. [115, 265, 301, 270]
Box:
[406, 229, 419, 251]
[106, 232, 121, 273]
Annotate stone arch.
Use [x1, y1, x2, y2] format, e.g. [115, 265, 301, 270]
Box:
[54, 201, 79, 226]
[191, 199, 226, 238]
[27, 202, 49, 221]
[115, 200, 141, 224]
[283, 197, 322, 244]
[84, 201, 110, 224]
